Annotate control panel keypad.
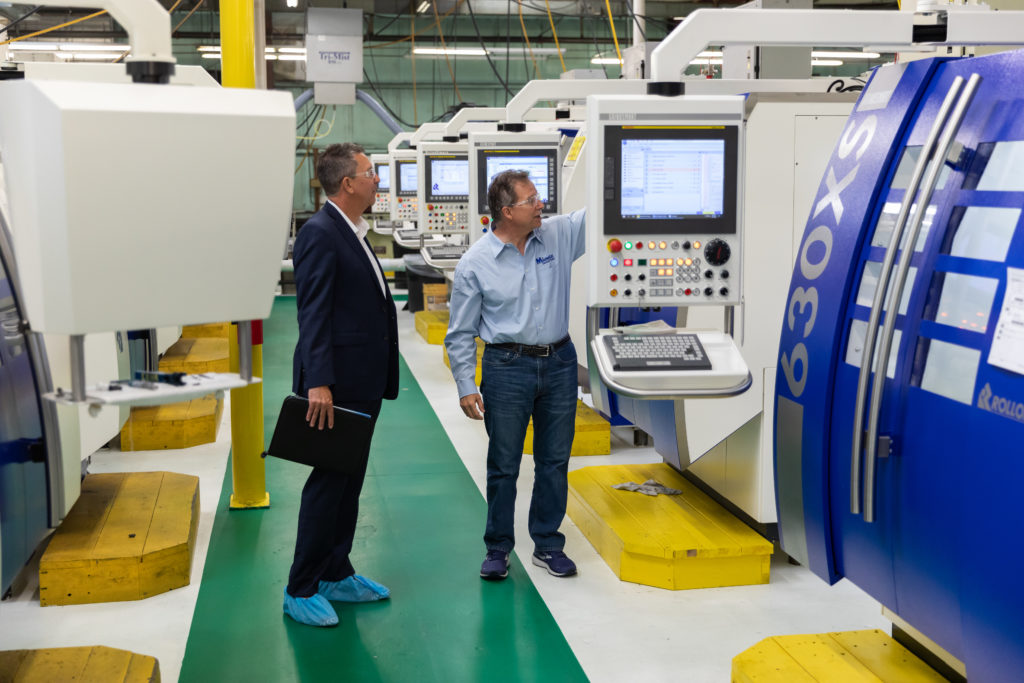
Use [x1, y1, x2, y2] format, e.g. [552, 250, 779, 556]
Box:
[425, 203, 469, 232]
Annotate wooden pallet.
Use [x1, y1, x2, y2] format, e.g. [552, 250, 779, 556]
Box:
[567, 462, 772, 590]
[733, 630, 948, 682]
[39, 472, 199, 606]
[0, 646, 160, 682]
[415, 310, 449, 345]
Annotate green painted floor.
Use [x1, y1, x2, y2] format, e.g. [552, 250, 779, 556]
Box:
[180, 298, 586, 682]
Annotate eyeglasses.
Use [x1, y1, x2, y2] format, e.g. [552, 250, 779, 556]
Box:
[507, 193, 543, 208]
[350, 169, 377, 179]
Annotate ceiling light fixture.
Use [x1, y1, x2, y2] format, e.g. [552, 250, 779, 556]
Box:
[413, 47, 488, 56]
[811, 59, 844, 66]
[591, 56, 623, 65]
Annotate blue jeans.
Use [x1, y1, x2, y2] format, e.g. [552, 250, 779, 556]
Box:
[480, 341, 577, 553]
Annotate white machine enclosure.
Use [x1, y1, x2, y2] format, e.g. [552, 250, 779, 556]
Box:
[389, 149, 419, 222]
[585, 95, 745, 310]
[370, 152, 392, 216]
[466, 131, 563, 244]
[0, 79, 294, 334]
[417, 141, 470, 235]
[683, 94, 854, 523]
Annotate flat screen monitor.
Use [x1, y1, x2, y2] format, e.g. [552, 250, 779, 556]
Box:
[425, 154, 469, 201]
[375, 163, 391, 191]
[476, 148, 559, 214]
[603, 125, 738, 235]
[396, 159, 418, 197]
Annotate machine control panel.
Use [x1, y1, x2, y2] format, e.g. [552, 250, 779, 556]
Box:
[586, 95, 745, 308]
[467, 132, 562, 244]
[418, 142, 470, 234]
[390, 153, 419, 222]
[370, 153, 392, 215]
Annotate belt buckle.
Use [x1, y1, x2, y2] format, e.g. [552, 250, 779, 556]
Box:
[536, 344, 550, 357]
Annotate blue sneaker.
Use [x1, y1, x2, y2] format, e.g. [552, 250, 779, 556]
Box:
[283, 589, 338, 627]
[532, 550, 577, 577]
[480, 550, 510, 580]
[319, 575, 390, 602]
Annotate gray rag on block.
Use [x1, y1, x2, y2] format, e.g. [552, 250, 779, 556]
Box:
[612, 479, 682, 496]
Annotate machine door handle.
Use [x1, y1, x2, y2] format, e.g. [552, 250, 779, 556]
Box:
[850, 75, 965, 519]
[861, 72, 981, 523]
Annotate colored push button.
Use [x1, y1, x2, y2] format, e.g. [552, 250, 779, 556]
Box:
[610, 274, 618, 282]
[624, 241, 633, 250]
[609, 258, 619, 267]
[610, 289, 619, 297]
[427, 204, 434, 211]
[659, 241, 667, 250]
[480, 216, 489, 225]
[623, 259, 633, 267]
[634, 241, 643, 250]
[607, 238, 623, 253]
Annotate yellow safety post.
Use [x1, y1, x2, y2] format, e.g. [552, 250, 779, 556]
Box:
[222, 1, 270, 509]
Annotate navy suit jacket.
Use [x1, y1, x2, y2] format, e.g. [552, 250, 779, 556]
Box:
[292, 203, 399, 402]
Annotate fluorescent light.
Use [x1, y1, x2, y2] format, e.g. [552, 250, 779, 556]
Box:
[265, 55, 277, 60]
[811, 59, 844, 67]
[812, 50, 880, 59]
[286, 0, 298, 7]
[58, 52, 127, 60]
[8, 41, 59, 51]
[265, 47, 275, 53]
[697, 51, 722, 58]
[416, 1, 430, 12]
[198, 46, 221, 52]
[201, 53, 221, 60]
[277, 54, 306, 61]
[413, 47, 487, 56]
[591, 57, 623, 65]
[10, 41, 128, 52]
[689, 58, 723, 66]
[277, 47, 306, 54]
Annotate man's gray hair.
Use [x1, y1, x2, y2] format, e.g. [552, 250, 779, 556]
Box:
[317, 142, 365, 196]
[487, 169, 531, 225]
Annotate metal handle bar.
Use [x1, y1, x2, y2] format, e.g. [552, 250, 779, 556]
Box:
[850, 75, 965, 517]
[862, 72, 981, 523]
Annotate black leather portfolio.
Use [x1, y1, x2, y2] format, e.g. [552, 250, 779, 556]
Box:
[262, 395, 373, 475]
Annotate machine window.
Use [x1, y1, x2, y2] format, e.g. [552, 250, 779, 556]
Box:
[397, 161, 418, 196]
[976, 140, 1024, 191]
[856, 261, 917, 315]
[846, 319, 902, 379]
[871, 200, 934, 252]
[947, 206, 1019, 261]
[890, 145, 951, 190]
[376, 164, 391, 191]
[931, 272, 999, 334]
[919, 339, 981, 405]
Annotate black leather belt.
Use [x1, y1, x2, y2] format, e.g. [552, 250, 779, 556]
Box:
[486, 336, 570, 357]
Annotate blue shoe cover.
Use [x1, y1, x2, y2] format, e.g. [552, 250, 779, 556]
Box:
[319, 575, 390, 602]
[283, 589, 339, 626]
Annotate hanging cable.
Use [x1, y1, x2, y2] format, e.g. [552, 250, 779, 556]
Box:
[622, 0, 647, 43]
[517, 0, 540, 79]
[366, 0, 465, 50]
[602, 0, 623, 65]
[543, 0, 566, 72]
[430, 0, 463, 103]
[466, 0, 514, 96]
[0, 9, 106, 46]
[410, 7, 418, 125]
[173, 0, 205, 34]
[0, 6, 41, 37]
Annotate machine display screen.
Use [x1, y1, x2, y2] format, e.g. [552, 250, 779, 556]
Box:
[603, 125, 738, 235]
[425, 155, 469, 200]
[476, 148, 559, 214]
[376, 163, 391, 191]
[396, 160, 418, 197]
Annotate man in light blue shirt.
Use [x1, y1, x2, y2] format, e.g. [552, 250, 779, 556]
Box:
[445, 169, 586, 581]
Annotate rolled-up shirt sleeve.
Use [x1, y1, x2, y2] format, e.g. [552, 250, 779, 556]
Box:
[445, 265, 484, 398]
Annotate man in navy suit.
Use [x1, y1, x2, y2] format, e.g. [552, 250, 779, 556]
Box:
[283, 143, 399, 627]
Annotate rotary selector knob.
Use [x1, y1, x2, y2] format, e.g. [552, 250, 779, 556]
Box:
[720, 270, 729, 279]
[638, 274, 646, 281]
[704, 239, 731, 266]
[719, 287, 730, 297]
[704, 287, 713, 296]
[638, 289, 646, 297]
[704, 270, 714, 279]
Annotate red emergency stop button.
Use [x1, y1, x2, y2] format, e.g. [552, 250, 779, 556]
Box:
[607, 238, 623, 253]
[481, 216, 489, 225]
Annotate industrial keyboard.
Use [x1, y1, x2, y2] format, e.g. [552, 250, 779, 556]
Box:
[603, 333, 712, 371]
[396, 229, 422, 240]
[425, 245, 468, 260]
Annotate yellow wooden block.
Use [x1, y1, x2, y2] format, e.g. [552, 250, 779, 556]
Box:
[0, 646, 160, 683]
[180, 322, 230, 339]
[732, 630, 947, 682]
[39, 472, 199, 606]
[524, 400, 610, 456]
[119, 395, 223, 451]
[566, 463, 773, 590]
[415, 310, 449, 345]
[442, 338, 484, 385]
[158, 337, 229, 373]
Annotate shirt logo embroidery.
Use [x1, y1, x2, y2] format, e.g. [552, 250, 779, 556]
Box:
[536, 254, 555, 265]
